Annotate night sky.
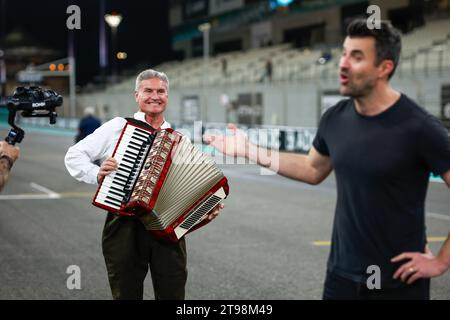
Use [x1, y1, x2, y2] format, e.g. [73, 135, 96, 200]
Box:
[1, 0, 172, 85]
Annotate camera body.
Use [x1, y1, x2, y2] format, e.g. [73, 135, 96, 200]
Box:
[1, 86, 63, 145]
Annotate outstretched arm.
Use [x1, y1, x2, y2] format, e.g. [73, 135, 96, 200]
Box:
[443, 168, 450, 189]
[203, 123, 333, 185]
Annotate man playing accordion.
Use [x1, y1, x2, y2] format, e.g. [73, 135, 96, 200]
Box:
[65, 69, 223, 300]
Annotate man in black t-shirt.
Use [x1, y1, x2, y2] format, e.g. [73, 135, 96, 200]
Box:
[204, 19, 450, 299]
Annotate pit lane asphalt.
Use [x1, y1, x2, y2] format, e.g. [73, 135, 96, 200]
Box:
[0, 128, 448, 299]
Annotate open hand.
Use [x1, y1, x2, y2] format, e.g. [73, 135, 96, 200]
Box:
[203, 123, 250, 158]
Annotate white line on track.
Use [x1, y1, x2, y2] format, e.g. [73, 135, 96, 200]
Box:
[0, 194, 59, 200]
[427, 212, 450, 222]
[29, 182, 60, 198]
[0, 182, 61, 200]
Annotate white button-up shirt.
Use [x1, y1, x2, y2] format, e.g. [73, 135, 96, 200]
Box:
[64, 112, 170, 185]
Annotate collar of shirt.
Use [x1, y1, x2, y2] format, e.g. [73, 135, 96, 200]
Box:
[134, 112, 171, 129]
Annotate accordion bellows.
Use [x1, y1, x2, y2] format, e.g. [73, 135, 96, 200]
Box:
[93, 120, 229, 242]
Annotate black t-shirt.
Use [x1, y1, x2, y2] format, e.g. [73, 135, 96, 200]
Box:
[313, 94, 450, 288]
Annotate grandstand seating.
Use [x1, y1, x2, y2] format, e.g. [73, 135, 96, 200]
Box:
[103, 18, 450, 92]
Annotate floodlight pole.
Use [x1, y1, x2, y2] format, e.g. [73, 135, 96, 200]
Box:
[68, 30, 77, 120]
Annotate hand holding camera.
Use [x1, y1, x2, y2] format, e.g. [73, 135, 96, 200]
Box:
[1, 86, 63, 145]
[0, 141, 19, 169]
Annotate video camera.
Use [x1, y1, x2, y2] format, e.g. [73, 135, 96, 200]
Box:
[0, 86, 63, 145]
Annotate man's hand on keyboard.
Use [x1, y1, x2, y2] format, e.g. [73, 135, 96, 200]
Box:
[97, 157, 118, 183]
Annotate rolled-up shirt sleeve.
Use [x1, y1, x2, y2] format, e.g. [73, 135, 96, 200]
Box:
[64, 117, 124, 184]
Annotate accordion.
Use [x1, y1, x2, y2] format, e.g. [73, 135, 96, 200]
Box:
[92, 118, 229, 242]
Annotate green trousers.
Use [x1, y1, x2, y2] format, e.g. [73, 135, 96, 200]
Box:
[101, 212, 187, 300]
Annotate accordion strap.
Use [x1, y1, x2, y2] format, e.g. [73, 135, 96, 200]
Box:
[125, 117, 156, 131]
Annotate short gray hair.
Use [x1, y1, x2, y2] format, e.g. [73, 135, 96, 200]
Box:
[135, 69, 169, 92]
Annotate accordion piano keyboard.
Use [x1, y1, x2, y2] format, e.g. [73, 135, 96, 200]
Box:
[95, 125, 153, 210]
